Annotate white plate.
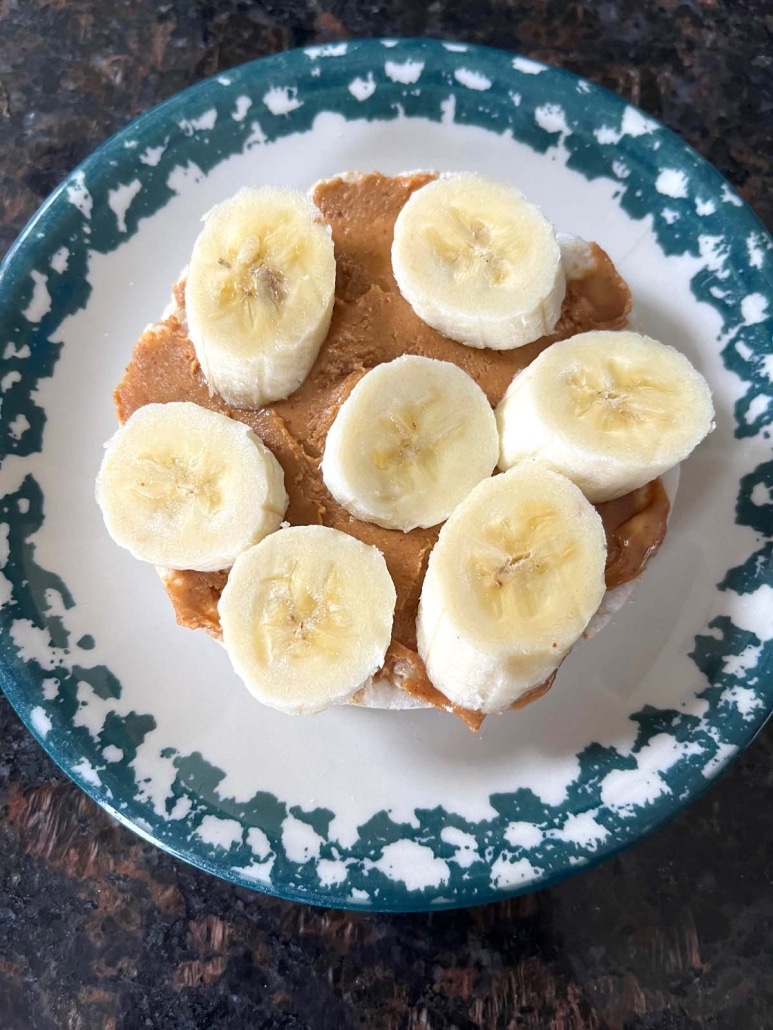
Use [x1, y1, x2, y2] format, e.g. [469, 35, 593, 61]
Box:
[0, 39, 771, 911]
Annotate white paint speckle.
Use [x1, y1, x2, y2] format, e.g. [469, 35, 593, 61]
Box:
[612, 159, 630, 179]
[745, 394, 771, 424]
[281, 816, 323, 864]
[723, 642, 763, 677]
[504, 822, 544, 849]
[246, 826, 271, 859]
[512, 56, 544, 75]
[655, 168, 689, 199]
[236, 858, 275, 884]
[600, 766, 670, 811]
[10, 620, 68, 671]
[179, 108, 217, 134]
[751, 481, 772, 506]
[600, 734, 704, 814]
[262, 86, 303, 115]
[384, 59, 424, 85]
[317, 858, 349, 886]
[662, 208, 680, 225]
[702, 742, 737, 778]
[721, 586, 773, 641]
[195, 815, 243, 850]
[601, 123, 626, 144]
[535, 103, 570, 136]
[721, 183, 743, 207]
[440, 94, 456, 124]
[139, 144, 166, 167]
[73, 678, 113, 739]
[453, 68, 492, 91]
[349, 888, 370, 902]
[509, 91, 522, 106]
[698, 234, 730, 278]
[305, 43, 347, 58]
[231, 95, 253, 122]
[72, 758, 101, 788]
[371, 841, 450, 891]
[552, 811, 609, 849]
[720, 685, 764, 720]
[741, 293, 768, 325]
[44, 587, 68, 621]
[101, 745, 122, 763]
[30, 706, 52, 739]
[595, 125, 620, 145]
[746, 233, 767, 270]
[169, 797, 193, 821]
[50, 246, 70, 274]
[490, 855, 541, 889]
[66, 170, 93, 218]
[217, 75, 232, 86]
[3, 341, 31, 359]
[595, 114, 655, 145]
[8, 413, 30, 441]
[440, 827, 481, 868]
[695, 197, 716, 216]
[621, 106, 657, 137]
[244, 121, 268, 148]
[166, 161, 205, 195]
[348, 74, 376, 102]
[443, 42, 468, 52]
[107, 179, 142, 233]
[1, 370, 21, 392]
[23, 270, 51, 323]
[42, 678, 59, 700]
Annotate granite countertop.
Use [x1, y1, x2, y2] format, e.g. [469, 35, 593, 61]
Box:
[1, 2, 772, 1028]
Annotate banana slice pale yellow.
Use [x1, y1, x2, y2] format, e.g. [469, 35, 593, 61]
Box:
[321, 354, 499, 531]
[219, 526, 396, 714]
[391, 172, 566, 350]
[417, 463, 608, 714]
[496, 330, 715, 502]
[185, 186, 336, 409]
[96, 402, 288, 571]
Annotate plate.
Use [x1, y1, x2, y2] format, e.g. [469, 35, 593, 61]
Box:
[0, 39, 771, 912]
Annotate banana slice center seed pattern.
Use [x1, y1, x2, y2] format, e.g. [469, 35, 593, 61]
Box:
[469, 512, 578, 624]
[426, 207, 522, 289]
[255, 563, 350, 665]
[371, 396, 465, 499]
[214, 233, 291, 329]
[132, 453, 223, 521]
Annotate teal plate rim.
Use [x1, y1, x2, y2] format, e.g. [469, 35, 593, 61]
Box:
[0, 38, 772, 912]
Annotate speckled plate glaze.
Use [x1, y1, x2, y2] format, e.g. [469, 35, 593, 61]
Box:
[0, 40, 771, 912]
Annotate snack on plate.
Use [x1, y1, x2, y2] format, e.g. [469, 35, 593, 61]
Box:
[97, 171, 714, 729]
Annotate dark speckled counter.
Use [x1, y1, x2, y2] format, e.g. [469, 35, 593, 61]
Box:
[1, 3, 772, 1028]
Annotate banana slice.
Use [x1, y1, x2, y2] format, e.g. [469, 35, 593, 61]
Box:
[185, 186, 336, 408]
[496, 330, 714, 502]
[219, 526, 396, 714]
[96, 401, 288, 571]
[391, 172, 565, 350]
[321, 355, 499, 532]
[416, 464, 607, 714]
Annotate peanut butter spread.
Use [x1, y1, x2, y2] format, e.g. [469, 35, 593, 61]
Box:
[114, 172, 669, 725]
